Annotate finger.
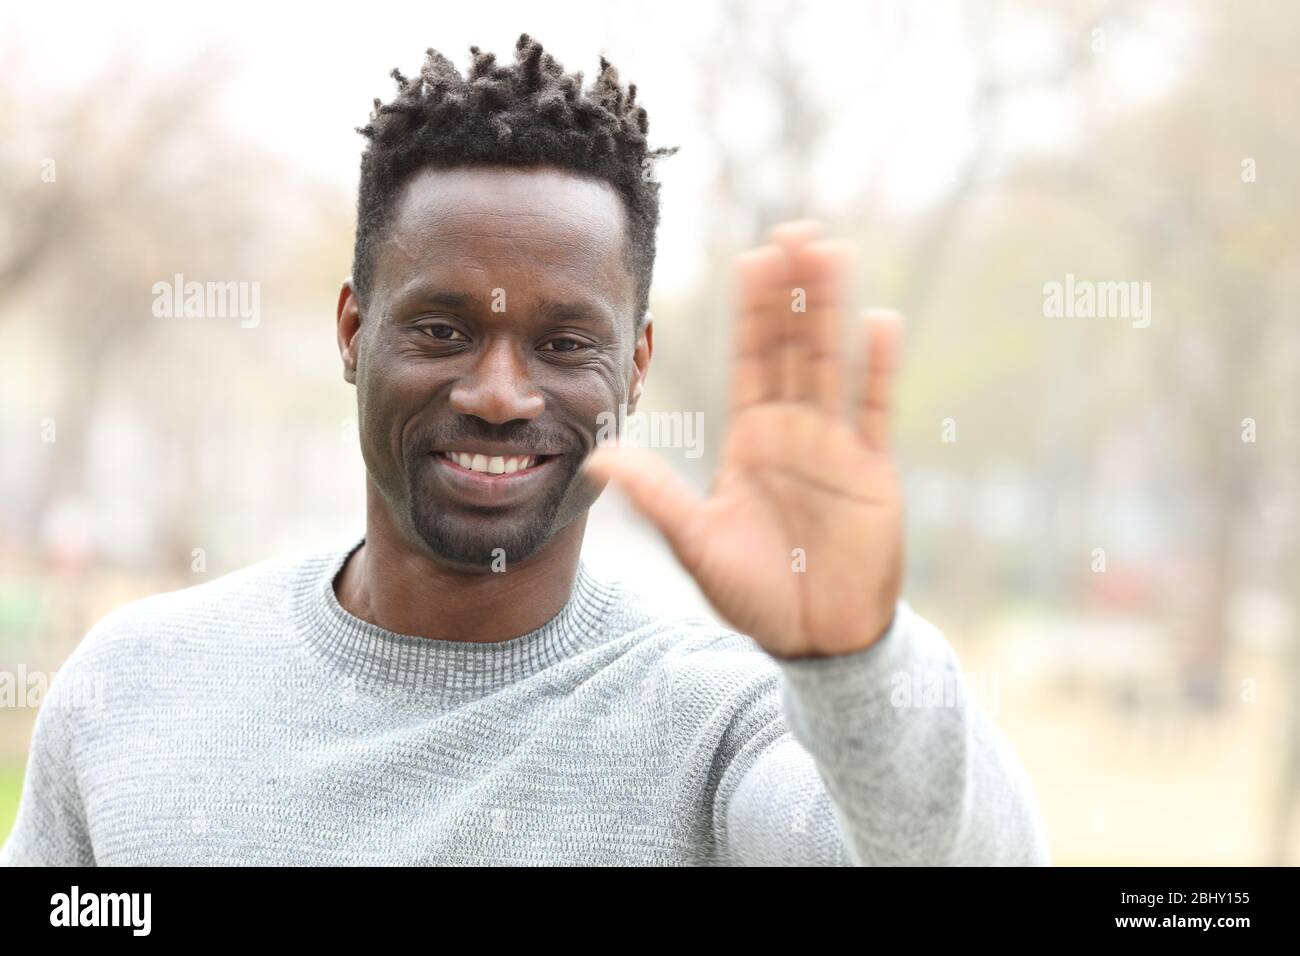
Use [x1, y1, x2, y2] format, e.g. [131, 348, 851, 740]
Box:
[730, 246, 785, 412]
[856, 308, 904, 451]
[767, 220, 823, 258]
[788, 239, 853, 417]
[768, 222, 823, 402]
[582, 446, 706, 568]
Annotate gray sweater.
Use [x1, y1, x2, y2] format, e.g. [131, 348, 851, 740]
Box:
[0, 537, 1049, 866]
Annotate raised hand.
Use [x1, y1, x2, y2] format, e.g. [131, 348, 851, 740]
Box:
[582, 221, 905, 659]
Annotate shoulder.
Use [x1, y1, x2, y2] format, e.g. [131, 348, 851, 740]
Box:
[597, 578, 787, 723]
[56, 541, 346, 682]
[602, 578, 773, 668]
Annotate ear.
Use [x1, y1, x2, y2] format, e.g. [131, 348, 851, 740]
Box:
[627, 312, 654, 414]
[337, 278, 362, 385]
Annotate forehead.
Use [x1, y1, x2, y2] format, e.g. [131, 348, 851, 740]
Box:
[375, 165, 634, 308]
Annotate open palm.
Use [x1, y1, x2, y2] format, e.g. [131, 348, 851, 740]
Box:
[584, 222, 905, 659]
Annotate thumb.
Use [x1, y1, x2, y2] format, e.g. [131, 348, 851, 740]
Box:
[582, 446, 705, 565]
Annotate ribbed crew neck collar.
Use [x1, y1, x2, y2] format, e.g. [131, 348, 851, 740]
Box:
[292, 537, 622, 700]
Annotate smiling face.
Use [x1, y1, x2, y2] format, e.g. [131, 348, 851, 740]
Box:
[337, 165, 651, 571]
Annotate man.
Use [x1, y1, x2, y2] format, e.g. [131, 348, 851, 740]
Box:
[1, 35, 1048, 866]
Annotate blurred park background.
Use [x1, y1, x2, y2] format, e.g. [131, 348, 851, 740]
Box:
[1, 0, 1297, 864]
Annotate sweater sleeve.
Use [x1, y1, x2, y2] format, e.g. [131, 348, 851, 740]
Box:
[0, 670, 96, 867]
[711, 602, 1050, 866]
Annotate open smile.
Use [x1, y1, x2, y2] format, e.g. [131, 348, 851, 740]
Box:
[438, 451, 552, 476]
[430, 448, 565, 507]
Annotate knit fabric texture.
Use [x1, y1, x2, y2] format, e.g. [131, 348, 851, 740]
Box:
[1, 537, 1050, 866]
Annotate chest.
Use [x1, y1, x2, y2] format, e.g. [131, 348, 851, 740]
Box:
[75, 689, 690, 864]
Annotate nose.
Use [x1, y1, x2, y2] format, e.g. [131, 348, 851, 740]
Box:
[448, 340, 545, 424]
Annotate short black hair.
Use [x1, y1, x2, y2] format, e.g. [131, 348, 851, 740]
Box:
[352, 33, 675, 327]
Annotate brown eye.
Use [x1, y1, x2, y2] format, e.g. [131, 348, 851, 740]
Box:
[424, 324, 468, 341]
[540, 337, 584, 352]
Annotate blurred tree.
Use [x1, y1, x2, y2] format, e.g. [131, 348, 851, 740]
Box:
[0, 56, 350, 571]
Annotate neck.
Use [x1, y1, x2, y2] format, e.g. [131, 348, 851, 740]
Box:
[335, 483, 588, 643]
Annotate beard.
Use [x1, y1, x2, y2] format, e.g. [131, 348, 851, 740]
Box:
[402, 450, 585, 570]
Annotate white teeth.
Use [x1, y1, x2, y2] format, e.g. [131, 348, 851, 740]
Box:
[445, 453, 538, 474]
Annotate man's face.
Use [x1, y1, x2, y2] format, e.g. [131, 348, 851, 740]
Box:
[338, 165, 650, 571]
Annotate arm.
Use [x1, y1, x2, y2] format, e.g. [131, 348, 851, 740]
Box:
[716, 603, 1049, 865]
[583, 220, 1047, 866]
[0, 674, 95, 866]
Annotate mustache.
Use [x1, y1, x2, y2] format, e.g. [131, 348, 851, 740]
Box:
[407, 417, 581, 458]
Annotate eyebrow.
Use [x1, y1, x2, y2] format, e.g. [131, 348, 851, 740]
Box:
[398, 288, 475, 311]
[394, 283, 617, 329]
[533, 297, 613, 327]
